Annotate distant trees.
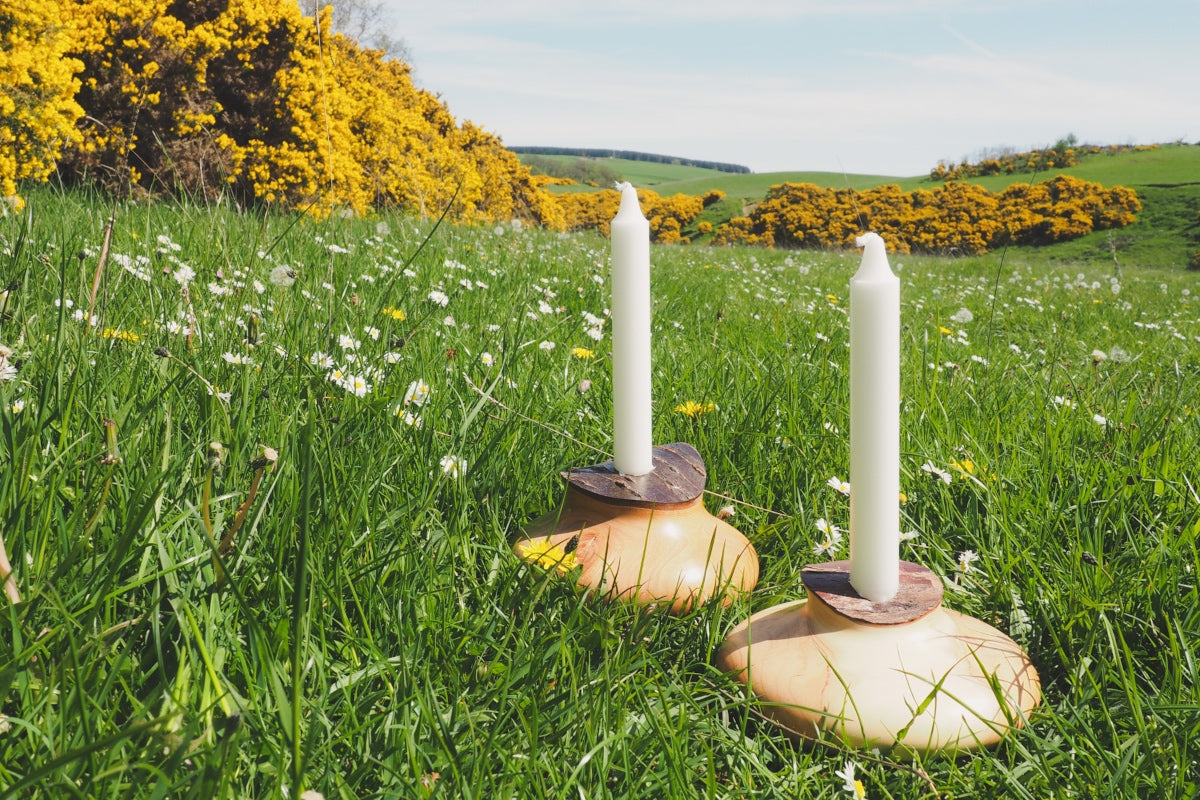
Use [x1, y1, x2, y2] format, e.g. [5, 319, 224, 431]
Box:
[510, 147, 751, 175]
[931, 138, 1158, 181]
[522, 155, 623, 188]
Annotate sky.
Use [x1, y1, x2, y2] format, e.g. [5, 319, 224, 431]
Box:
[367, 0, 1200, 177]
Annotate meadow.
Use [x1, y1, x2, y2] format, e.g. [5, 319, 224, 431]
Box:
[1, 185, 1198, 798]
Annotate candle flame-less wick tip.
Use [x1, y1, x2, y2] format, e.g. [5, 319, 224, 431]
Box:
[855, 231, 884, 249]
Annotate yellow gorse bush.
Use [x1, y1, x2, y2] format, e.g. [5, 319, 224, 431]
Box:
[714, 175, 1141, 255]
[0, 0, 84, 207]
[31, 0, 556, 224]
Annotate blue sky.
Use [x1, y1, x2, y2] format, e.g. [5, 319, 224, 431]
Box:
[372, 1, 1199, 176]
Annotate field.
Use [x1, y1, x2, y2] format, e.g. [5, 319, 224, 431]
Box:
[1, 186, 1199, 798]
[522, 144, 1200, 268]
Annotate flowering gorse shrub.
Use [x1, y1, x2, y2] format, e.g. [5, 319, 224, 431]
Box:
[35, 0, 554, 224]
[0, 0, 84, 207]
[714, 175, 1141, 254]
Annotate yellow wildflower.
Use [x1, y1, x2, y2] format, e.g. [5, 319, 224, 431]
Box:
[571, 346, 594, 359]
[674, 400, 716, 418]
[101, 327, 140, 343]
[516, 538, 578, 573]
[382, 306, 407, 321]
[938, 325, 953, 336]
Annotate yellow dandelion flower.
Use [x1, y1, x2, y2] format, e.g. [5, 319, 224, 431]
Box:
[949, 459, 976, 476]
[382, 306, 407, 321]
[938, 325, 953, 336]
[571, 346, 595, 359]
[826, 294, 840, 305]
[516, 538, 578, 572]
[101, 328, 140, 343]
[674, 400, 716, 418]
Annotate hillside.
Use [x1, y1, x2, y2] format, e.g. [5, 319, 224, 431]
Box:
[517, 144, 1200, 268]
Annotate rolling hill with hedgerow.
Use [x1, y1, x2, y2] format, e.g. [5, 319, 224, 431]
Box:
[517, 142, 1200, 269]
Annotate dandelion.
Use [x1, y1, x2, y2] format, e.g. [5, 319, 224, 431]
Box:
[717, 505, 736, 520]
[950, 307, 974, 324]
[826, 476, 850, 496]
[405, 379, 431, 406]
[101, 328, 140, 344]
[948, 459, 975, 476]
[516, 538, 578, 573]
[1091, 349, 1107, 364]
[571, 346, 594, 359]
[957, 550, 979, 573]
[480, 352, 495, 367]
[382, 306, 407, 321]
[440, 454, 466, 479]
[428, 290, 449, 307]
[1093, 413, 1108, 427]
[835, 760, 867, 799]
[674, 400, 716, 418]
[1108, 345, 1131, 364]
[269, 264, 297, 287]
[921, 461, 952, 484]
[938, 325, 953, 336]
[443, 315, 456, 327]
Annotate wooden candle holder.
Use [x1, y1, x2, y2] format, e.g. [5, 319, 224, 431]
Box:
[716, 560, 1041, 753]
[514, 443, 759, 613]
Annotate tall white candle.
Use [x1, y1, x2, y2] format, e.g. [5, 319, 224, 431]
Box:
[848, 232, 900, 602]
[609, 183, 654, 476]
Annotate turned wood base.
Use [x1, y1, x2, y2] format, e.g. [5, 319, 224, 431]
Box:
[515, 443, 759, 613]
[716, 561, 1041, 753]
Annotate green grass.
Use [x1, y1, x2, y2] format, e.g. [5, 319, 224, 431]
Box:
[1, 185, 1199, 798]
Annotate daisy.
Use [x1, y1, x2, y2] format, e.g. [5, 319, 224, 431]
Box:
[920, 461, 952, 484]
[826, 476, 850, 496]
[405, 379, 431, 406]
[835, 760, 867, 799]
[440, 454, 466, 479]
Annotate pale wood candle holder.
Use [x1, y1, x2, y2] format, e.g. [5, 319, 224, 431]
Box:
[716, 560, 1041, 753]
[514, 443, 759, 613]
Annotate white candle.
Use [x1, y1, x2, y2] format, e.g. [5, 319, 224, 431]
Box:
[609, 183, 654, 475]
[848, 232, 900, 602]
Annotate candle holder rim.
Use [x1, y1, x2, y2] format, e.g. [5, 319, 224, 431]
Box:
[562, 442, 706, 508]
[801, 560, 943, 626]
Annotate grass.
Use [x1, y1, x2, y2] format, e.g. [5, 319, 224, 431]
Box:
[1, 185, 1199, 798]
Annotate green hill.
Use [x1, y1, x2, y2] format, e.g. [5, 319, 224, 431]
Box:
[517, 144, 1200, 268]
